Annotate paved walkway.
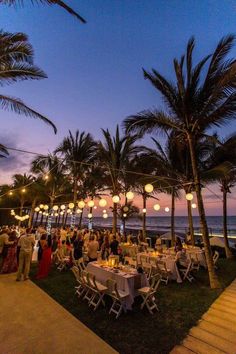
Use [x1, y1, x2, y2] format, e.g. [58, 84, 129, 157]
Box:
[171, 278, 236, 354]
[0, 273, 117, 354]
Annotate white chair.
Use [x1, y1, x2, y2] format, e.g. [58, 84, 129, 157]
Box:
[106, 279, 129, 319]
[88, 273, 107, 311]
[124, 256, 137, 268]
[213, 250, 219, 269]
[156, 260, 171, 285]
[142, 262, 152, 281]
[71, 266, 86, 298]
[138, 274, 161, 314]
[56, 251, 70, 271]
[81, 270, 94, 303]
[179, 260, 194, 282]
[190, 253, 200, 271]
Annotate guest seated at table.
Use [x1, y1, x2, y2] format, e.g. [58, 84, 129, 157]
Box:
[175, 248, 188, 274]
[175, 236, 183, 252]
[155, 234, 162, 252]
[87, 235, 99, 262]
[110, 235, 119, 255]
[185, 231, 192, 245]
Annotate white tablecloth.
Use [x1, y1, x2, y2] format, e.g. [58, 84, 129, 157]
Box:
[137, 252, 182, 283]
[186, 248, 207, 268]
[87, 262, 148, 309]
[119, 244, 138, 257]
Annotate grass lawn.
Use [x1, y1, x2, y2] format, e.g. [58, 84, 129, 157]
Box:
[31, 258, 236, 354]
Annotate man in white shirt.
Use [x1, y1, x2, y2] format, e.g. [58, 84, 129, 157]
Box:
[16, 228, 35, 281]
[87, 235, 99, 262]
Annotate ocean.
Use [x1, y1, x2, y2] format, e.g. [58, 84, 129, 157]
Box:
[81, 216, 236, 239]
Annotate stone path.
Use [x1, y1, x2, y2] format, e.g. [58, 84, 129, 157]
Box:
[0, 273, 117, 354]
[170, 278, 236, 354]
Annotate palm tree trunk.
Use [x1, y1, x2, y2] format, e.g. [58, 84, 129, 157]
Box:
[188, 133, 221, 289]
[123, 218, 126, 235]
[18, 198, 24, 226]
[142, 195, 147, 241]
[222, 189, 232, 258]
[64, 212, 68, 227]
[187, 199, 195, 245]
[112, 202, 117, 234]
[34, 211, 39, 227]
[28, 199, 36, 227]
[78, 209, 84, 229]
[171, 188, 175, 247]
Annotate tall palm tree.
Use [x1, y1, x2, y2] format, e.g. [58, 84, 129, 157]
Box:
[0, 31, 56, 133]
[124, 35, 236, 288]
[0, 144, 9, 158]
[97, 126, 141, 234]
[55, 130, 96, 206]
[31, 153, 67, 207]
[1, 0, 86, 23]
[12, 173, 34, 225]
[207, 133, 236, 258]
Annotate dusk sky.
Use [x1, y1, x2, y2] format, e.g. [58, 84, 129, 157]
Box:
[1, 0, 236, 215]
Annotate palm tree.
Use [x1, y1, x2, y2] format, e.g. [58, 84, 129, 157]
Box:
[0, 31, 56, 133]
[117, 202, 140, 235]
[97, 126, 141, 234]
[124, 35, 236, 288]
[31, 153, 67, 207]
[0, 144, 9, 158]
[1, 0, 86, 23]
[55, 130, 96, 206]
[12, 173, 34, 225]
[207, 133, 236, 258]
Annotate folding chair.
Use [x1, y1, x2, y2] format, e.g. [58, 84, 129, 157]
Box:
[138, 274, 161, 314]
[213, 250, 219, 269]
[88, 273, 107, 311]
[156, 260, 171, 285]
[190, 253, 200, 271]
[142, 262, 152, 281]
[179, 260, 194, 282]
[56, 252, 69, 272]
[71, 266, 86, 298]
[106, 279, 129, 319]
[81, 270, 94, 303]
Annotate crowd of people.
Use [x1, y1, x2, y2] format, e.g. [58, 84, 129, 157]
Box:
[0, 224, 193, 281]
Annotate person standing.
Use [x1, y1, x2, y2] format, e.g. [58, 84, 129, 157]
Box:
[16, 228, 35, 281]
[1, 231, 18, 274]
[0, 228, 11, 271]
[87, 235, 99, 262]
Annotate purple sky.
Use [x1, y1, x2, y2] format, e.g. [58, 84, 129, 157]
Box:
[1, 0, 236, 215]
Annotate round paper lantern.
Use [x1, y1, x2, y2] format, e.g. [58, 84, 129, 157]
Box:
[53, 205, 59, 211]
[44, 205, 49, 210]
[126, 191, 134, 200]
[21, 188, 26, 193]
[9, 191, 13, 196]
[25, 215, 29, 219]
[60, 211, 64, 215]
[123, 206, 129, 212]
[45, 213, 49, 217]
[192, 203, 197, 209]
[54, 212, 59, 217]
[99, 199, 107, 207]
[186, 193, 193, 201]
[142, 208, 147, 213]
[60, 205, 66, 210]
[144, 184, 154, 193]
[88, 200, 95, 208]
[88, 213, 93, 219]
[112, 195, 120, 203]
[76, 208, 82, 214]
[103, 209, 107, 213]
[35, 207, 40, 212]
[39, 204, 44, 209]
[123, 213, 127, 218]
[39, 211, 42, 214]
[103, 213, 108, 219]
[69, 202, 75, 209]
[165, 207, 170, 212]
[153, 203, 160, 211]
[78, 200, 85, 209]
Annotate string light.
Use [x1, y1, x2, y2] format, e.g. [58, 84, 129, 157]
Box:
[142, 208, 147, 213]
[9, 191, 13, 196]
[165, 207, 170, 212]
[192, 203, 197, 209]
[144, 184, 154, 193]
[88, 213, 93, 219]
[21, 188, 26, 193]
[103, 213, 108, 219]
[123, 213, 127, 218]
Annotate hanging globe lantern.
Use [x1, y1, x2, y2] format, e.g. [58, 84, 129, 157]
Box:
[126, 191, 134, 200]
[54, 212, 59, 217]
[87, 200, 95, 208]
[112, 195, 120, 203]
[35, 207, 40, 212]
[94, 206, 97, 209]
[103, 209, 107, 213]
[103, 213, 108, 219]
[88, 213, 93, 219]
[186, 193, 193, 201]
[53, 205, 59, 211]
[69, 202, 75, 209]
[153, 204, 160, 211]
[142, 208, 147, 213]
[60, 205, 66, 210]
[99, 199, 107, 207]
[123, 206, 129, 212]
[123, 213, 127, 218]
[44, 205, 49, 210]
[78, 200, 85, 209]
[9, 191, 13, 196]
[39, 204, 44, 209]
[60, 211, 64, 215]
[191, 203, 197, 209]
[144, 184, 154, 193]
[21, 188, 26, 193]
[76, 208, 82, 214]
[165, 207, 170, 212]
[39, 211, 42, 214]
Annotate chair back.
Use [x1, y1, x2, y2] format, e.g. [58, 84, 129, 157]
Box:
[106, 278, 116, 294]
[71, 266, 80, 281]
[213, 250, 219, 264]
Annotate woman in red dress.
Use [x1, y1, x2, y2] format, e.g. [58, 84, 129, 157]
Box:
[36, 234, 52, 279]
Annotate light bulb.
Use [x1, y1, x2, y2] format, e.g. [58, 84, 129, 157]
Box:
[165, 207, 170, 212]
[192, 203, 197, 209]
[88, 213, 93, 219]
[88, 200, 95, 208]
[103, 213, 108, 219]
[99, 199, 107, 207]
[78, 201, 85, 209]
[186, 193, 193, 201]
[144, 184, 154, 193]
[69, 202, 75, 209]
[126, 191, 134, 200]
[142, 208, 147, 213]
[153, 204, 160, 211]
